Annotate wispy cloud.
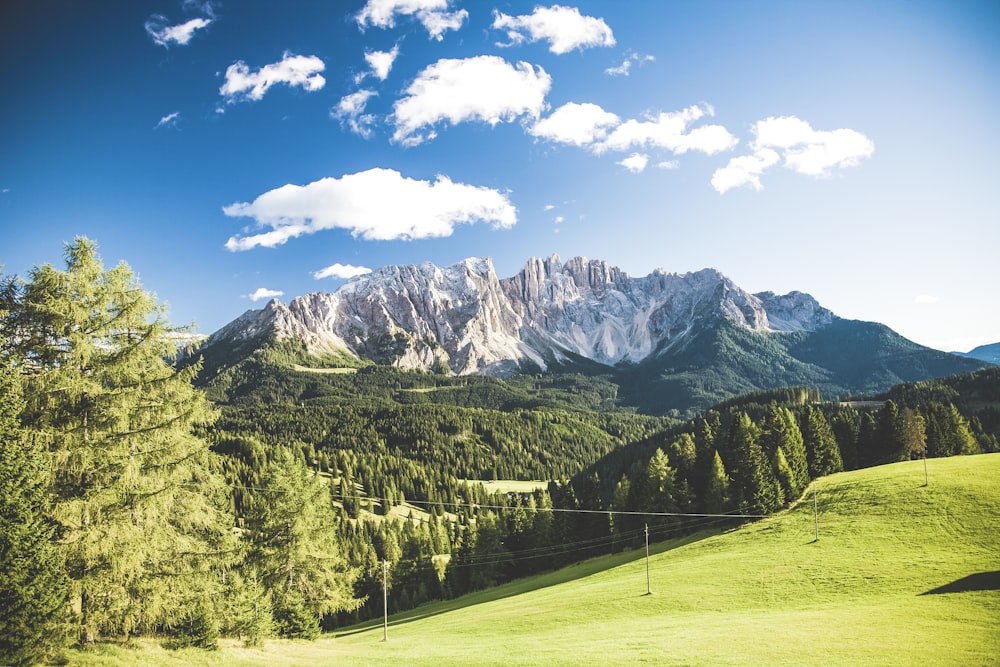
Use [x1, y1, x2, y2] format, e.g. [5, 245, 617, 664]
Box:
[219, 52, 325, 103]
[155, 111, 181, 128]
[223, 167, 517, 251]
[313, 263, 373, 280]
[492, 5, 615, 54]
[605, 51, 655, 77]
[391, 55, 551, 146]
[712, 116, 874, 193]
[248, 287, 283, 301]
[332, 89, 378, 137]
[356, 0, 467, 41]
[145, 15, 213, 47]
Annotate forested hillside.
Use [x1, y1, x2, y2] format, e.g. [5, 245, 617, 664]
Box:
[2, 240, 997, 663]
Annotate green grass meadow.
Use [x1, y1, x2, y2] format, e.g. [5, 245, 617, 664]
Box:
[64, 454, 1000, 666]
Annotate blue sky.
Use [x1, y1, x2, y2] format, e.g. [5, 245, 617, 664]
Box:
[2, 0, 998, 352]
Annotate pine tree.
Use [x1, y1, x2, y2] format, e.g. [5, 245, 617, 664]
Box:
[874, 400, 905, 464]
[729, 413, 783, 515]
[703, 450, 730, 515]
[759, 405, 808, 498]
[0, 337, 68, 665]
[802, 405, 844, 478]
[899, 408, 927, 461]
[242, 447, 359, 637]
[1, 238, 234, 643]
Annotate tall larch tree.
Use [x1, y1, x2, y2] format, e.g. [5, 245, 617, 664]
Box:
[0, 238, 234, 644]
[242, 447, 360, 638]
[0, 335, 68, 665]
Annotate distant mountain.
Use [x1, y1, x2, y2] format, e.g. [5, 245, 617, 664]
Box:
[955, 342, 1000, 365]
[195, 255, 989, 414]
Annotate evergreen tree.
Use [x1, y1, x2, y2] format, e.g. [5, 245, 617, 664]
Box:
[856, 410, 879, 467]
[0, 338, 68, 665]
[729, 413, 783, 515]
[874, 400, 905, 464]
[242, 447, 360, 637]
[899, 408, 927, 460]
[831, 408, 860, 471]
[1, 238, 234, 643]
[643, 448, 678, 514]
[703, 450, 730, 515]
[801, 405, 844, 478]
[759, 405, 808, 498]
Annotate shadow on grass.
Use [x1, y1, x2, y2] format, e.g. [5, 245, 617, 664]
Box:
[333, 527, 729, 639]
[920, 571, 1000, 595]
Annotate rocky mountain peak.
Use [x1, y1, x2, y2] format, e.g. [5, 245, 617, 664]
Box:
[204, 256, 841, 375]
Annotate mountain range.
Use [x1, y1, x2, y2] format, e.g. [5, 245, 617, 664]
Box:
[196, 255, 990, 414]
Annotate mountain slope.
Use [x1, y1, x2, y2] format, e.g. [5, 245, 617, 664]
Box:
[194, 255, 988, 414]
[956, 342, 1000, 365]
[325, 454, 1000, 667]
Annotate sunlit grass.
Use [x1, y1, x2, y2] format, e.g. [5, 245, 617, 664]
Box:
[61, 454, 1000, 666]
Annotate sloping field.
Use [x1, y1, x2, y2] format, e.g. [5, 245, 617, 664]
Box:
[66, 454, 1000, 666]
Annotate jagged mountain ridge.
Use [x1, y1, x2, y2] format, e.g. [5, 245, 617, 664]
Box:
[207, 254, 835, 375]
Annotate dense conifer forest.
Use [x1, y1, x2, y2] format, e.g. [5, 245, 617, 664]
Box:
[1, 239, 997, 662]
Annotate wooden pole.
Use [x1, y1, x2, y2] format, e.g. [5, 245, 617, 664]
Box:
[645, 523, 651, 595]
[813, 484, 819, 542]
[382, 560, 388, 641]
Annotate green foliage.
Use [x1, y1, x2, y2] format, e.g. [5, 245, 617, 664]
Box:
[1, 238, 235, 643]
[801, 405, 844, 477]
[162, 601, 218, 650]
[241, 448, 359, 631]
[0, 339, 69, 665]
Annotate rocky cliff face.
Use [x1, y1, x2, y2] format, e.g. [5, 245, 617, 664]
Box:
[205, 254, 835, 375]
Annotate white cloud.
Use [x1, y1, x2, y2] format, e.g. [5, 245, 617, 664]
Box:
[332, 89, 378, 137]
[220, 52, 325, 103]
[656, 160, 679, 170]
[492, 5, 615, 54]
[543, 204, 556, 211]
[915, 294, 941, 304]
[617, 153, 649, 173]
[248, 288, 283, 302]
[145, 15, 212, 47]
[530, 102, 620, 147]
[553, 215, 565, 224]
[356, 0, 467, 40]
[711, 148, 780, 193]
[391, 55, 551, 146]
[365, 45, 400, 81]
[155, 111, 180, 128]
[712, 116, 874, 193]
[313, 263, 373, 280]
[597, 104, 738, 156]
[605, 51, 655, 77]
[752, 116, 875, 176]
[223, 167, 517, 251]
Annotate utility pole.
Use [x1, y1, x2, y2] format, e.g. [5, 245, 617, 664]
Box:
[644, 523, 651, 595]
[382, 559, 388, 642]
[813, 484, 819, 542]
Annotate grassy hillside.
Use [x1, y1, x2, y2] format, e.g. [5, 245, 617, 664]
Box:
[64, 454, 999, 666]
